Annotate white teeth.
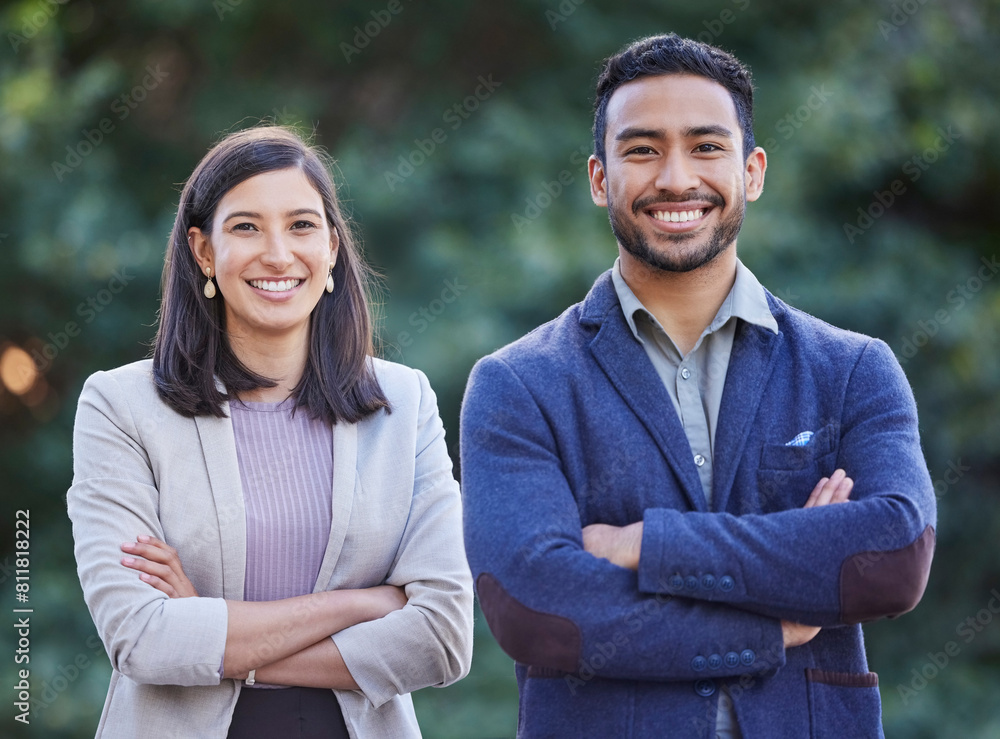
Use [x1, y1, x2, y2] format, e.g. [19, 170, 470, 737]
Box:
[652, 209, 704, 223]
[249, 279, 302, 292]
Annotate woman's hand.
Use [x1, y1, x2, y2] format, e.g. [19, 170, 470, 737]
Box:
[121, 535, 199, 598]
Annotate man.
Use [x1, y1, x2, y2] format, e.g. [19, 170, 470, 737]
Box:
[460, 34, 935, 738]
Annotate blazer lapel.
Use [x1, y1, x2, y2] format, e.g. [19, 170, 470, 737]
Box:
[587, 304, 707, 512]
[313, 419, 358, 591]
[194, 407, 247, 600]
[711, 319, 783, 513]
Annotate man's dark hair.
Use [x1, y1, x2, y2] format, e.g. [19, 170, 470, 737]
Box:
[593, 33, 756, 163]
[153, 125, 389, 423]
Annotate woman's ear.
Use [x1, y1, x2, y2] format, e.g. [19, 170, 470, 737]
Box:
[187, 227, 213, 274]
[330, 226, 340, 268]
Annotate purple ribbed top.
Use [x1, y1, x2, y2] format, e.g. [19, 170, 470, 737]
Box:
[230, 397, 333, 604]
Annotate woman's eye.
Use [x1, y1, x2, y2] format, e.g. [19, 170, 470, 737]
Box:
[231, 222, 257, 232]
[291, 220, 317, 230]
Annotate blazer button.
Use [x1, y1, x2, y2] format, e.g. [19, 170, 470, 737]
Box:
[724, 651, 740, 668]
[694, 679, 716, 697]
[668, 574, 684, 590]
[700, 574, 716, 590]
[685, 576, 699, 591]
[707, 654, 722, 670]
[691, 655, 707, 672]
[719, 575, 735, 592]
[740, 649, 756, 666]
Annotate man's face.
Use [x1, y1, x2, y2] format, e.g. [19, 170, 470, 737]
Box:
[589, 73, 765, 273]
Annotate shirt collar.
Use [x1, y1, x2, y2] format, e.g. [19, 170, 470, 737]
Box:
[611, 256, 779, 343]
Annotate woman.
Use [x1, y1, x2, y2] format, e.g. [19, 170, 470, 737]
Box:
[67, 126, 473, 738]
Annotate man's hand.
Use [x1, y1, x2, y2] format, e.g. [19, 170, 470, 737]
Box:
[803, 468, 853, 508]
[781, 620, 821, 647]
[781, 468, 855, 648]
[582, 521, 643, 570]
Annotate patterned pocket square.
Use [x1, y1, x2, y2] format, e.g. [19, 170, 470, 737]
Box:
[785, 431, 813, 447]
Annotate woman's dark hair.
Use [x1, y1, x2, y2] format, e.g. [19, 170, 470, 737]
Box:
[152, 125, 389, 423]
[593, 33, 756, 163]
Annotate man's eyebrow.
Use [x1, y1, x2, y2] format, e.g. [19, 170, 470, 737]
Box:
[615, 127, 666, 143]
[683, 124, 734, 139]
[614, 124, 735, 144]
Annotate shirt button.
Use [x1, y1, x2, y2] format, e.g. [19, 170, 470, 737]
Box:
[668, 574, 684, 590]
[694, 679, 716, 697]
[700, 574, 716, 590]
[724, 651, 740, 668]
[691, 655, 707, 672]
[707, 653, 722, 670]
[719, 575, 735, 592]
[694, 454, 706, 467]
[685, 576, 699, 591]
[741, 649, 756, 666]
[680, 367, 692, 380]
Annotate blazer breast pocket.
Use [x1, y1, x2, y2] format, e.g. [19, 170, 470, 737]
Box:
[756, 423, 838, 511]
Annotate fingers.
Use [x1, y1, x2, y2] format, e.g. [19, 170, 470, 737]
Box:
[781, 619, 822, 648]
[120, 535, 198, 597]
[804, 469, 854, 508]
[121, 535, 178, 565]
[121, 557, 181, 597]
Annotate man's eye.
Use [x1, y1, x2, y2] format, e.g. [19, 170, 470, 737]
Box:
[695, 143, 721, 153]
[629, 146, 655, 155]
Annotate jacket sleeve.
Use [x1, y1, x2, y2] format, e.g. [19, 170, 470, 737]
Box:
[331, 369, 474, 709]
[461, 355, 786, 683]
[66, 371, 229, 686]
[637, 339, 937, 626]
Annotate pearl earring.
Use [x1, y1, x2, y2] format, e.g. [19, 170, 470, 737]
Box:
[326, 266, 334, 294]
[203, 267, 216, 299]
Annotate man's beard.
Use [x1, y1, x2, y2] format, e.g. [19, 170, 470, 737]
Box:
[608, 190, 745, 273]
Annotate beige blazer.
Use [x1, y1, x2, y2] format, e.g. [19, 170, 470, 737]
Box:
[67, 358, 473, 738]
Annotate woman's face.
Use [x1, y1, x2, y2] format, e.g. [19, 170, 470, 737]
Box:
[188, 167, 339, 347]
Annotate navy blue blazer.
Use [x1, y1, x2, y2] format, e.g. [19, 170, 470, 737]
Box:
[461, 270, 936, 738]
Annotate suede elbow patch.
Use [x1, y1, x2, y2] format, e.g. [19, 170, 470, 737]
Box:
[476, 573, 582, 673]
[840, 525, 935, 623]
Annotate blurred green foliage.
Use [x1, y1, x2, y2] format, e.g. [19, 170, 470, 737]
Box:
[1, 0, 998, 736]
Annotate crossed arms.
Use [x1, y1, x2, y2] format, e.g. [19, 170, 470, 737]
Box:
[460, 339, 936, 682]
[68, 368, 472, 705]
